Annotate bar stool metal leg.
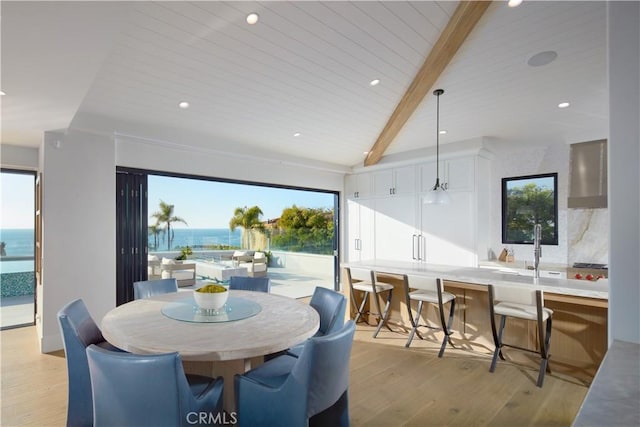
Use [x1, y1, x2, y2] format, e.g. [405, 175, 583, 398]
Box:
[437, 298, 456, 358]
[405, 300, 424, 347]
[371, 271, 393, 338]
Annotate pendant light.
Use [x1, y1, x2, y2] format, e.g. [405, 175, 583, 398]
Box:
[424, 88, 450, 204]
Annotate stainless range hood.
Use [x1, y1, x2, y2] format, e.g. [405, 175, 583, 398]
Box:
[568, 139, 607, 209]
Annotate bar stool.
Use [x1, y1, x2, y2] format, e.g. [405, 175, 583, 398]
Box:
[488, 284, 553, 387]
[345, 267, 394, 338]
[402, 274, 456, 357]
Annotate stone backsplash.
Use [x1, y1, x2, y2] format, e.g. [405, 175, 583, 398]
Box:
[567, 208, 609, 265]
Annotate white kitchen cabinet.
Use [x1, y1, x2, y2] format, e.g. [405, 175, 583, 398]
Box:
[419, 191, 476, 266]
[420, 156, 474, 193]
[346, 199, 375, 262]
[344, 151, 491, 268]
[371, 165, 416, 197]
[374, 194, 418, 262]
[345, 173, 371, 199]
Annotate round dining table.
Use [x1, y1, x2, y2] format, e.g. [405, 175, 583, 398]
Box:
[101, 289, 319, 411]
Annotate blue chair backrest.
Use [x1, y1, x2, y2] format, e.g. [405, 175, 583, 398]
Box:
[133, 278, 178, 300]
[229, 276, 271, 293]
[310, 287, 346, 336]
[295, 320, 356, 418]
[86, 345, 196, 427]
[57, 299, 108, 427]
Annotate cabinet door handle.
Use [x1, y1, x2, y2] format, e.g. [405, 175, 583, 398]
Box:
[390, 188, 393, 195]
[418, 235, 424, 261]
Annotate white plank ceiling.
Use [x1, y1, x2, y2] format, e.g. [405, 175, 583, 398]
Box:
[1, 1, 607, 170]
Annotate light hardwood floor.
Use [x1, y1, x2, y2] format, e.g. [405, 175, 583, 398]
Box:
[1, 325, 588, 426]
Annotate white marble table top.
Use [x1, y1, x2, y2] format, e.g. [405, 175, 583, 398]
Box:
[101, 290, 319, 362]
[343, 260, 608, 300]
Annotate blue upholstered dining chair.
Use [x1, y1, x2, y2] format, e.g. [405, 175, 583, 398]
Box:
[235, 320, 356, 427]
[86, 345, 224, 427]
[57, 299, 122, 427]
[229, 276, 271, 293]
[133, 278, 178, 300]
[286, 286, 346, 358]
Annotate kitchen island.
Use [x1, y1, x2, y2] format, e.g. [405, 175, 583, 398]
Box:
[343, 260, 608, 383]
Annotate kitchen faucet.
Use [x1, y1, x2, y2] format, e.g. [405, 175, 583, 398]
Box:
[533, 223, 542, 279]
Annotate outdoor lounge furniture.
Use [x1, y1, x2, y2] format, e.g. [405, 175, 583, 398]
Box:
[160, 258, 196, 287]
[147, 255, 162, 279]
[232, 251, 268, 277]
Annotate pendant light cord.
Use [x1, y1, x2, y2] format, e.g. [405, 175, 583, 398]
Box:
[433, 88, 444, 190]
[436, 91, 440, 183]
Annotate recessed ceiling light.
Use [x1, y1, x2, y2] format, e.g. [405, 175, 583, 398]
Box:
[370, 79, 380, 86]
[558, 102, 570, 109]
[527, 50, 558, 67]
[178, 101, 190, 109]
[439, 130, 447, 135]
[0, 90, 5, 96]
[293, 132, 301, 137]
[246, 13, 259, 25]
[363, 151, 369, 155]
[508, 0, 523, 7]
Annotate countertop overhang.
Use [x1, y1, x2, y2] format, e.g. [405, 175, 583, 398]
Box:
[342, 260, 608, 300]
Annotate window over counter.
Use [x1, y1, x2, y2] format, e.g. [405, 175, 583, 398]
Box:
[502, 173, 558, 245]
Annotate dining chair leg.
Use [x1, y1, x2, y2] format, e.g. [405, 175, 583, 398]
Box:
[405, 300, 424, 347]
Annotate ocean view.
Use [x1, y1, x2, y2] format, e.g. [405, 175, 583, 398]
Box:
[149, 228, 242, 251]
[0, 229, 34, 257]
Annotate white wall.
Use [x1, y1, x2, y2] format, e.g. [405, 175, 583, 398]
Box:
[486, 141, 569, 265]
[608, 1, 640, 344]
[116, 135, 344, 192]
[38, 130, 345, 352]
[40, 130, 116, 352]
[0, 144, 39, 170]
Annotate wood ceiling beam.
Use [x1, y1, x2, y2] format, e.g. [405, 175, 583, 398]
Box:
[364, 1, 492, 166]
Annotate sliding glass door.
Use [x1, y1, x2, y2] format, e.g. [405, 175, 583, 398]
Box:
[0, 169, 36, 329]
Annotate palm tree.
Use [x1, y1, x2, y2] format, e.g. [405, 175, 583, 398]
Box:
[229, 206, 265, 249]
[151, 200, 188, 250]
[148, 223, 164, 250]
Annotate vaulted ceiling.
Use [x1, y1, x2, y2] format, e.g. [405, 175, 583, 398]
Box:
[1, 1, 607, 170]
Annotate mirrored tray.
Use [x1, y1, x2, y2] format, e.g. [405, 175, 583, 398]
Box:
[161, 296, 261, 323]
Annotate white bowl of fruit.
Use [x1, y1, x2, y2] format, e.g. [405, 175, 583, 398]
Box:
[194, 284, 229, 311]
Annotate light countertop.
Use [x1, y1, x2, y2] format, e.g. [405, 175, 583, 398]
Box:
[342, 260, 608, 300]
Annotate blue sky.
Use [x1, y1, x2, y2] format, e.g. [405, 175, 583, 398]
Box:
[0, 171, 333, 230]
[1, 172, 35, 229]
[148, 175, 334, 228]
